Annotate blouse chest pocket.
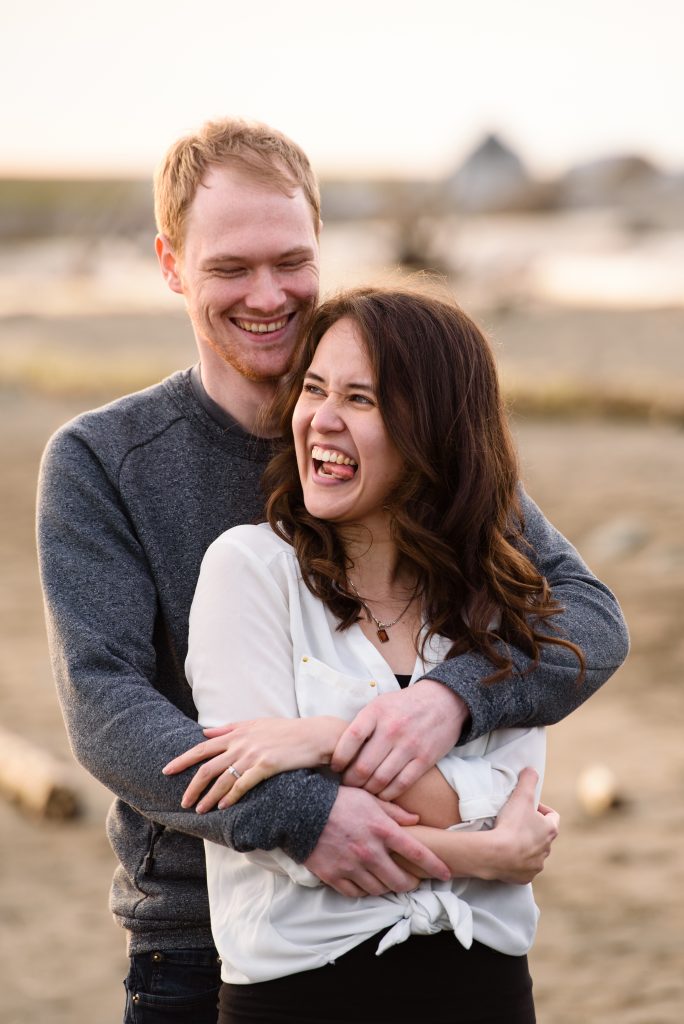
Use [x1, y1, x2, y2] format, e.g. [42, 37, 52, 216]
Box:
[295, 655, 379, 720]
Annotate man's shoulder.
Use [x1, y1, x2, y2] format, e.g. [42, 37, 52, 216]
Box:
[45, 370, 192, 465]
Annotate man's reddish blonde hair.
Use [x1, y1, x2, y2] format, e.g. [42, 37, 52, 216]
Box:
[154, 117, 321, 254]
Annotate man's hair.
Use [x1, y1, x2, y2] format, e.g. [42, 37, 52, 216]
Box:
[263, 285, 585, 685]
[154, 117, 321, 254]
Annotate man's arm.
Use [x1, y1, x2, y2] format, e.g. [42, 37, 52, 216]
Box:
[36, 426, 336, 861]
[332, 487, 629, 797]
[425, 487, 629, 740]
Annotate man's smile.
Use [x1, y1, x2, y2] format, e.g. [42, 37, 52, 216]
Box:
[233, 315, 292, 334]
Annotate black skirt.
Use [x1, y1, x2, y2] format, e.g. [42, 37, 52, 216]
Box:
[218, 930, 535, 1024]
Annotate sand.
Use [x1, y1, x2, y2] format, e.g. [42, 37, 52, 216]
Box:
[1, 326, 683, 1023]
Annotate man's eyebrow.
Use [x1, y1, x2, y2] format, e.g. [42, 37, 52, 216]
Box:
[304, 371, 375, 392]
[202, 246, 315, 265]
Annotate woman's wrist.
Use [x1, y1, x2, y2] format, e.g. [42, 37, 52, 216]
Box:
[309, 716, 347, 764]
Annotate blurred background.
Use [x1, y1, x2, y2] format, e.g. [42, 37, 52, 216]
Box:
[1, 2, 683, 1021]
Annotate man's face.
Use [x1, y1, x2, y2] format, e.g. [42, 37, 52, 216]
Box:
[160, 165, 320, 385]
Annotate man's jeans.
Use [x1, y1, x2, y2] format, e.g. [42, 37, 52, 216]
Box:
[123, 947, 222, 1023]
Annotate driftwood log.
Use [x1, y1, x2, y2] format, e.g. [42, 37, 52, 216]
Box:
[0, 726, 80, 819]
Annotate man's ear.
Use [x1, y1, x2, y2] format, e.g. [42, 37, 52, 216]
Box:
[155, 234, 184, 295]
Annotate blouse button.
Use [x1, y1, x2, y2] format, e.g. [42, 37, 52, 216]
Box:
[302, 656, 309, 663]
[369, 680, 377, 687]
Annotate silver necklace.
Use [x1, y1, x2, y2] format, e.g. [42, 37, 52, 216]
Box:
[347, 579, 415, 643]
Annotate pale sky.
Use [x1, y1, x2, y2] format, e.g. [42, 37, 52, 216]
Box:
[2, 0, 682, 179]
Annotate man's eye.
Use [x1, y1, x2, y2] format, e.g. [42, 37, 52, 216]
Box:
[280, 259, 306, 271]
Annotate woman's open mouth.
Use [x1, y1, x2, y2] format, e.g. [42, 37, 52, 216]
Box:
[311, 445, 358, 480]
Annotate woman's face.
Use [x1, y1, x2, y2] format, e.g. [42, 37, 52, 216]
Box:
[292, 317, 404, 535]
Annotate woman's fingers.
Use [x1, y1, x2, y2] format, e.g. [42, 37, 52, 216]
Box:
[202, 723, 238, 738]
[180, 752, 236, 807]
[196, 760, 279, 813]
[163, 734, 235, 775]
[217, 764, 274, 808]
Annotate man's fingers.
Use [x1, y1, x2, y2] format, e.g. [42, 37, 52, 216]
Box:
[339, 734, 396, 789]
[375, 759, 427, 802]
[388, 834, 450, 882]
[347, 747, 418, 797]
[329, 878, 367, 899]
[375, 800, 419, 826]
[330, 718, 375, 774]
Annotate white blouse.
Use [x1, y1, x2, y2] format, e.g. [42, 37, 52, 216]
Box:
[186, 523, 546, 984]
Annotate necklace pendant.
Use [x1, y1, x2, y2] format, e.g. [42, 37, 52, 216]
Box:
[376, 627, 390, 643]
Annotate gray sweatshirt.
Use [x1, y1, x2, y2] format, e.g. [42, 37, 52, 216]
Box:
[36, 368, 629, 954]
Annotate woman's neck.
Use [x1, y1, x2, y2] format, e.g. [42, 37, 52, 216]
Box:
[340, 527, 421, 673]
[340, 529, 404, 597]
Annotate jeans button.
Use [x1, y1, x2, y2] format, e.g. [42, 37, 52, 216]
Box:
[152, 952, 163, 962]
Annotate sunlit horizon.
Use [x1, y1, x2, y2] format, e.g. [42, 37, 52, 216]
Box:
[3, 0, 683, 181]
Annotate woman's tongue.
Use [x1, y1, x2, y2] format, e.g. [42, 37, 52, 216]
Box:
[319, 461, 355, 481]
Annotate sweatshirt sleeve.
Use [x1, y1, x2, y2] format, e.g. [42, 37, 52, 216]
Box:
[36, 428, 337, 862]
[422, 487, 630, 744]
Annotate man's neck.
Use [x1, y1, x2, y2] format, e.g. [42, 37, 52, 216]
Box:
[198, 351, 279, 438]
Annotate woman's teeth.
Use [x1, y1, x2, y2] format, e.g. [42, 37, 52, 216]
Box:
[311, 446, 357, 467]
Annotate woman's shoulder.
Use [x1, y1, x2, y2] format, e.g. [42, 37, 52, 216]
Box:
[207, 522, 295, 567]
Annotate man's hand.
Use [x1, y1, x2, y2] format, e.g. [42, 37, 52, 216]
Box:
[487, 768, 560, 884]
[330, 681, 470, 800]
[303, 786, 451, 897]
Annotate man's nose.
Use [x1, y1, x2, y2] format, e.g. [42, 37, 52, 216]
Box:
[244, 269, 286, 313]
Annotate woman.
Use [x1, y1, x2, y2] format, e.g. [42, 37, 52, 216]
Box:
[167, 287, 580, 1023]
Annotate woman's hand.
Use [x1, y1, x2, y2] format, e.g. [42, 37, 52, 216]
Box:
[486, 768, 560, 884]
[162, 716, 346, 812]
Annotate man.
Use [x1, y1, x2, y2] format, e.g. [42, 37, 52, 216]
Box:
[37, 118, 629, 1023]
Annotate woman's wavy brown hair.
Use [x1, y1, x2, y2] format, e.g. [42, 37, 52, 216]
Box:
[263, 286, 584, 684]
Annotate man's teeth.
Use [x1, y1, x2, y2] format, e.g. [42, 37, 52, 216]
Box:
[235, 317, 288, 334]
[311, 445, 357, 467]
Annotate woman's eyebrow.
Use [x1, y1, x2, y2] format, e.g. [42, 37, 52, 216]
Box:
[304, 371, 375, 392]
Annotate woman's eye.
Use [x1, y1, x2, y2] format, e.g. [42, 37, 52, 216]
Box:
[349, 394, 373, 405]
[302, 383, 325, 396]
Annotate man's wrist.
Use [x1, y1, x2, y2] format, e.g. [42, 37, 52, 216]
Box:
[417, 678, 471, 743]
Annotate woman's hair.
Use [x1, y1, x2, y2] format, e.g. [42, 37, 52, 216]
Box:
[264, 285, 584, 684]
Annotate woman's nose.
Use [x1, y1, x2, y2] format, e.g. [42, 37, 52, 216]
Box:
[311, 396, 344, 432]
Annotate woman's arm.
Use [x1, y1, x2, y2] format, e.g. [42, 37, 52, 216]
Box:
[164, 714, 461, 824]
[165, 715, 346, 811]
[400, 767, 558, 885]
